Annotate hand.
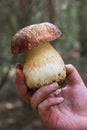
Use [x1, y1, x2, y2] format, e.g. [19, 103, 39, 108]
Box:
[16, 64, 87, 130]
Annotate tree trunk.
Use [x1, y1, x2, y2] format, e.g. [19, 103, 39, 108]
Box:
[18, 0, 33, 27]
[48, 0, 55, 23]
[78, 0, 87, 74]
[78, 0, 87, 56]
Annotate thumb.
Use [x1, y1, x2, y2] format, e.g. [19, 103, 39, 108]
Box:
[66, 64, 84, 86]
[16, 63, 31, 104]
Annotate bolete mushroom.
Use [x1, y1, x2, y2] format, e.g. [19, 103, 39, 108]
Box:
[11, 22, 66, 91]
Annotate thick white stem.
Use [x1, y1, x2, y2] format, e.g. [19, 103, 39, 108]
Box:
[23, 43, 66, 88]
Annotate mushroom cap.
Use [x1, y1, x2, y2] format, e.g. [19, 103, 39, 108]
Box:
[11, 22, 62, 54]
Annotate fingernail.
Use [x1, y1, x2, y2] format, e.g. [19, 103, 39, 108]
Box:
[16, 63, 23, 70]
[57, 97, 64, 102]
[49, 82, 58, 90]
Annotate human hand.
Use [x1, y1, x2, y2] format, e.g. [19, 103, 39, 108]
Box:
[16, 64, 87, 130]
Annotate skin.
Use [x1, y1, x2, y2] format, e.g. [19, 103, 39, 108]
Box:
[16, 64, 87, 130]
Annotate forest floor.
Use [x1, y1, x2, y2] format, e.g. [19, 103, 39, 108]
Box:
[0, 80, 49, 130]
[0, 68, 87, 130]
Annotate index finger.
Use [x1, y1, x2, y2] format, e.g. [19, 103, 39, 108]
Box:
[30, 82, 59, 112]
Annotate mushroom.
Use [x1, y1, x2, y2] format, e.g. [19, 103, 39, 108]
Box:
[11, 22, 66, 90]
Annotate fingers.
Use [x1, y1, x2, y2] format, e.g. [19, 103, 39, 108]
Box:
[16, 63, 31, 104]
[38, 97, 64, 112]
[66, 64, 84, 86]
[31, 82, 59, 112]
[53, 89, 62, 97]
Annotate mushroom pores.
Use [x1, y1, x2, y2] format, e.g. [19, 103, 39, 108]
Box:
[11, 22, 66, 89]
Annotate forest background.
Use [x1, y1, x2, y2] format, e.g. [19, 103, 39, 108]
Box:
[0, 0, 87, 130]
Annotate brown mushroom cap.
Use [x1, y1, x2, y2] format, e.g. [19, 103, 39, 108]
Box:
[11, 22, 62, 54]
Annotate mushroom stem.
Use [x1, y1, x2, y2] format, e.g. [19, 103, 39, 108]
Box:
[23, 43, 66, 88]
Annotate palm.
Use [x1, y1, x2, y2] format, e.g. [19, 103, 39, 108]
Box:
[41, 84, 87, 130]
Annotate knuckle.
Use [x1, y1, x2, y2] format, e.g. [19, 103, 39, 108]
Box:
[30, 96, 40, 112]
[30, 92, 38, 106]
[47, 98, 53, 104]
